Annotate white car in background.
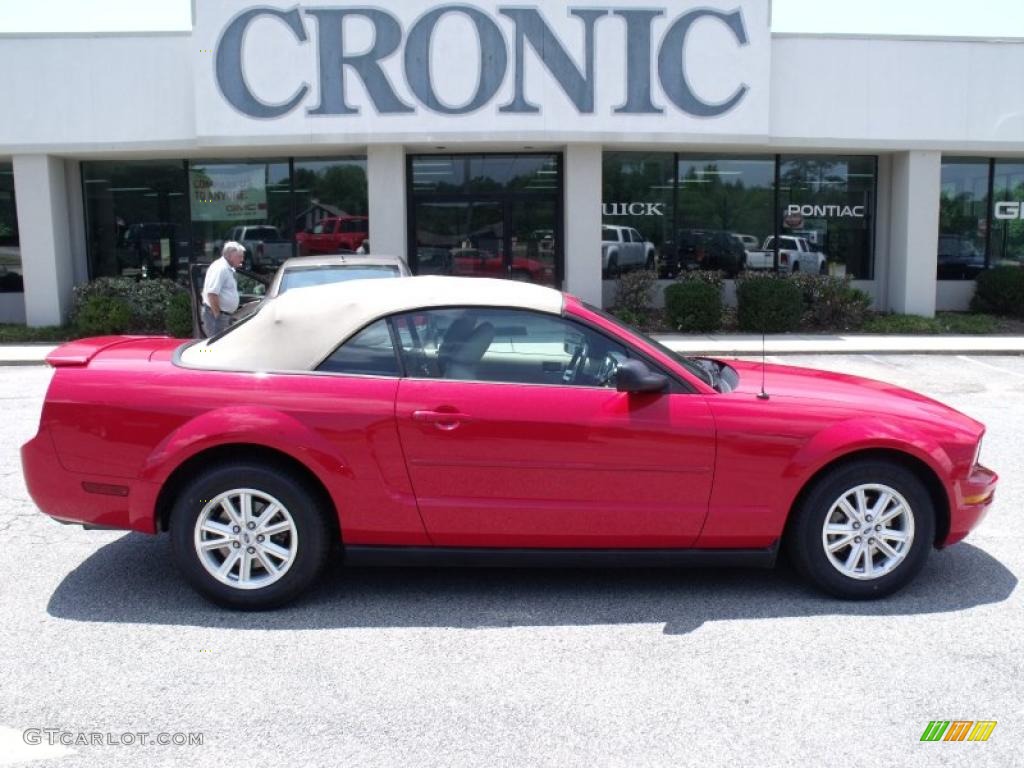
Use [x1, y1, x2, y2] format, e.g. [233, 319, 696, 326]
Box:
[601, 225, 656, 277]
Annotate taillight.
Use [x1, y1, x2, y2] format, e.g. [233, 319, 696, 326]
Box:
[780, 253, 789, 265]
[150, 243, 160, 259]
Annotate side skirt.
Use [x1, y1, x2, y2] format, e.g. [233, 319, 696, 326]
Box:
[343, 543, 779, 569]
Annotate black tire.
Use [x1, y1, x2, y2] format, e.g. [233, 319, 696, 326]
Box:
[169, 462, 333, 610]
[791, 261, 801, 273]
[607, 255, 619, 278]
[786, 460, 935, 599]
[819, 261, 828, 275]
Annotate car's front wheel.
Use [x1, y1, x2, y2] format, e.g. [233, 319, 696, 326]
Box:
[169, 463, 332, 609]
[787, 460, 935, 599]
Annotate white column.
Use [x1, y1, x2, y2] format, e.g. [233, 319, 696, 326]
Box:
[366, 145, 407, 261]
[13, 155, 74, 326]
[887, 150, 941, 317]
[562, 143, 602, 306]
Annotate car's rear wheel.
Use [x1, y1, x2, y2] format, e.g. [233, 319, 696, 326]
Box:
[787, 460, 935, 599]
[169, 463, 332, 609]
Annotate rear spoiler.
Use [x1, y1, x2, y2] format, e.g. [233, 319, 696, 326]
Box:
[46, 336, 142, 367]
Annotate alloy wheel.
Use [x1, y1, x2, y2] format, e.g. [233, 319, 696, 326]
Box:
[193, 489, 298, 590]
[821, 483, 915, 581]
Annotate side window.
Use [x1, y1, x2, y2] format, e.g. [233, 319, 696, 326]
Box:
[317, 319, 399, 376]
[391, 308, 631, 388]
[630, 229, 642, 243]
[602, 226, 619, 242]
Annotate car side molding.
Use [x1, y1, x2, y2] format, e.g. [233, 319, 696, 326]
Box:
[343, 543, 780, 569]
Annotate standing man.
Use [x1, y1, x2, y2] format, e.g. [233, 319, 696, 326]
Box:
[201, 241, 244, 337]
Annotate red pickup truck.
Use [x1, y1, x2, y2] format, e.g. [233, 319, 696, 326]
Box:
[295, 216, 368, 255]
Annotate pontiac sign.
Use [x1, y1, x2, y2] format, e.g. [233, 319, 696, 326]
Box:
[195, 1, 770, 139]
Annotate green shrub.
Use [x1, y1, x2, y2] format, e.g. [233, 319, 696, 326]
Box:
[664, 280, 722, 332]
[71, 277, 187, 334]
[75, 296, 133, 336]
[971, 266, 1024, 317]
[165, 292, 194, 338]
[790, 274, 872, 330]
[614, 269, 657, 317]
[937, 312, 998, 334]
[736, 275, 803, 332]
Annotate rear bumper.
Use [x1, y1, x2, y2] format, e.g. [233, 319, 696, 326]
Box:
[20, 429, 156, 534]
[943, 464, 998, 547]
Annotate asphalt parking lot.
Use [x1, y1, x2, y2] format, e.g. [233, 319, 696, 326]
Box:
[0, 355, 1021, 768]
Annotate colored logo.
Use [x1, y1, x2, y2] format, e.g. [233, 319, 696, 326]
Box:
[920, 721, 997, 742]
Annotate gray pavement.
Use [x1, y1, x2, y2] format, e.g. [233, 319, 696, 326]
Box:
[0, 356, 1021, 767]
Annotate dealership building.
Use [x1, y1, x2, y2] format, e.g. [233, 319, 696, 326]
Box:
[1, 0, 1023, 326]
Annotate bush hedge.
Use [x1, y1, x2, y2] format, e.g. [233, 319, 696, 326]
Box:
[736, 274, 803, 332]
[75, 296, 133, 336]
[971, 266, 1024, 317]
[790, 274, 872, 331]
[71, 277, 190, 335]
[165, 292, 194, 338]
[664, 280, 722, 332]
[614, 269, 657, 318]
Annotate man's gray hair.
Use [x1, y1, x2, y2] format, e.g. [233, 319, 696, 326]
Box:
[222, 241, 245, 258]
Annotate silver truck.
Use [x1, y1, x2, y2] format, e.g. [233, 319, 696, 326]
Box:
[227, 225, 294, 271]
[601, 225, 656, 277]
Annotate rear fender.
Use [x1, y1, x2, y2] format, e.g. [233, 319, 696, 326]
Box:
[133, 406, 348, 529]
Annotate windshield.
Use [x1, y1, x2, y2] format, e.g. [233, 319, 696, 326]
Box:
[279, 265, 401, 294]
[582, 302, 715, 388]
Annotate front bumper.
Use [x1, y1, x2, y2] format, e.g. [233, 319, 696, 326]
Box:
[944, 463, 998, 546]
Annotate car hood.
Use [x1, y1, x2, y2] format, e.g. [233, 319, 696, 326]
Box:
[722, 359, 984, 436]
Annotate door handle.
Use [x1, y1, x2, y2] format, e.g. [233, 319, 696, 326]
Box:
[411, 409, 471, 431]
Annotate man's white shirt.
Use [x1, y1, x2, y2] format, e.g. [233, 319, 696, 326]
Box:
[202, 256, 240, 313]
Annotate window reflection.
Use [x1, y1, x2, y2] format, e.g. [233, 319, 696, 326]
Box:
[777, 155, 876, 279]
[992, 161, 1024, 268]
[938, 158, 989, 280]
[0, 163, 21, 293]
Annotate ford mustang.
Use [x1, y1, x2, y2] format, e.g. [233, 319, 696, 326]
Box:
[21, 277, 997, 609]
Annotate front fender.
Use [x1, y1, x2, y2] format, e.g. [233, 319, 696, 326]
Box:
[780, 416, 954, 516]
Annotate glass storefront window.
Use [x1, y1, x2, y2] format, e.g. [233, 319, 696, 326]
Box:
[601, 152, 674, 272]
[189, 160, 292, 273]
[937, 158, 989, 280]
[293, 157, 369, 255]
[0, 163, 21, 293]
[675, 154, 775, 277]
[777, 155, 876, 279]
[603, 152, 877, 280]
[83, 160, 190, 280]
[408, 153, 561, 288]
[992, 160, 1024, 268]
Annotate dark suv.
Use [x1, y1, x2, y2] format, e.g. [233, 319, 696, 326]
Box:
[661, 229, 746, 278]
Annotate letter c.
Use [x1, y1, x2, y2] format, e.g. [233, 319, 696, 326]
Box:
[216, 7, 309, 119]
[657, 8, 749, 117]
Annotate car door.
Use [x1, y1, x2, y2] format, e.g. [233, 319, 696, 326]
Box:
[391, 307, 717, 548]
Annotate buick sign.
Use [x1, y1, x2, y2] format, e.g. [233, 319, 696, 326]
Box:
[215, 4, 752, 119]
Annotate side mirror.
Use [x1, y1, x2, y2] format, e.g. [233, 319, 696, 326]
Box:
[615, 358, 668, 394]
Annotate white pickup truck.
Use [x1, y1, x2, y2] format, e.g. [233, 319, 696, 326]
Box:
[745, 235, 828, 274]
[601, 225, 656, 277]
[227, 225, 294, 271]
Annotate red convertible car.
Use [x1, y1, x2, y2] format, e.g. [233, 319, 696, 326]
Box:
[22, 277, 996, 609]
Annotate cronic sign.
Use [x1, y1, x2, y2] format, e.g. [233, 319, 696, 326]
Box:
[214, 4, 753, 119]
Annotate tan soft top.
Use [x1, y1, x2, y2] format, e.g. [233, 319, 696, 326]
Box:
[180, 275, 565, 371]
